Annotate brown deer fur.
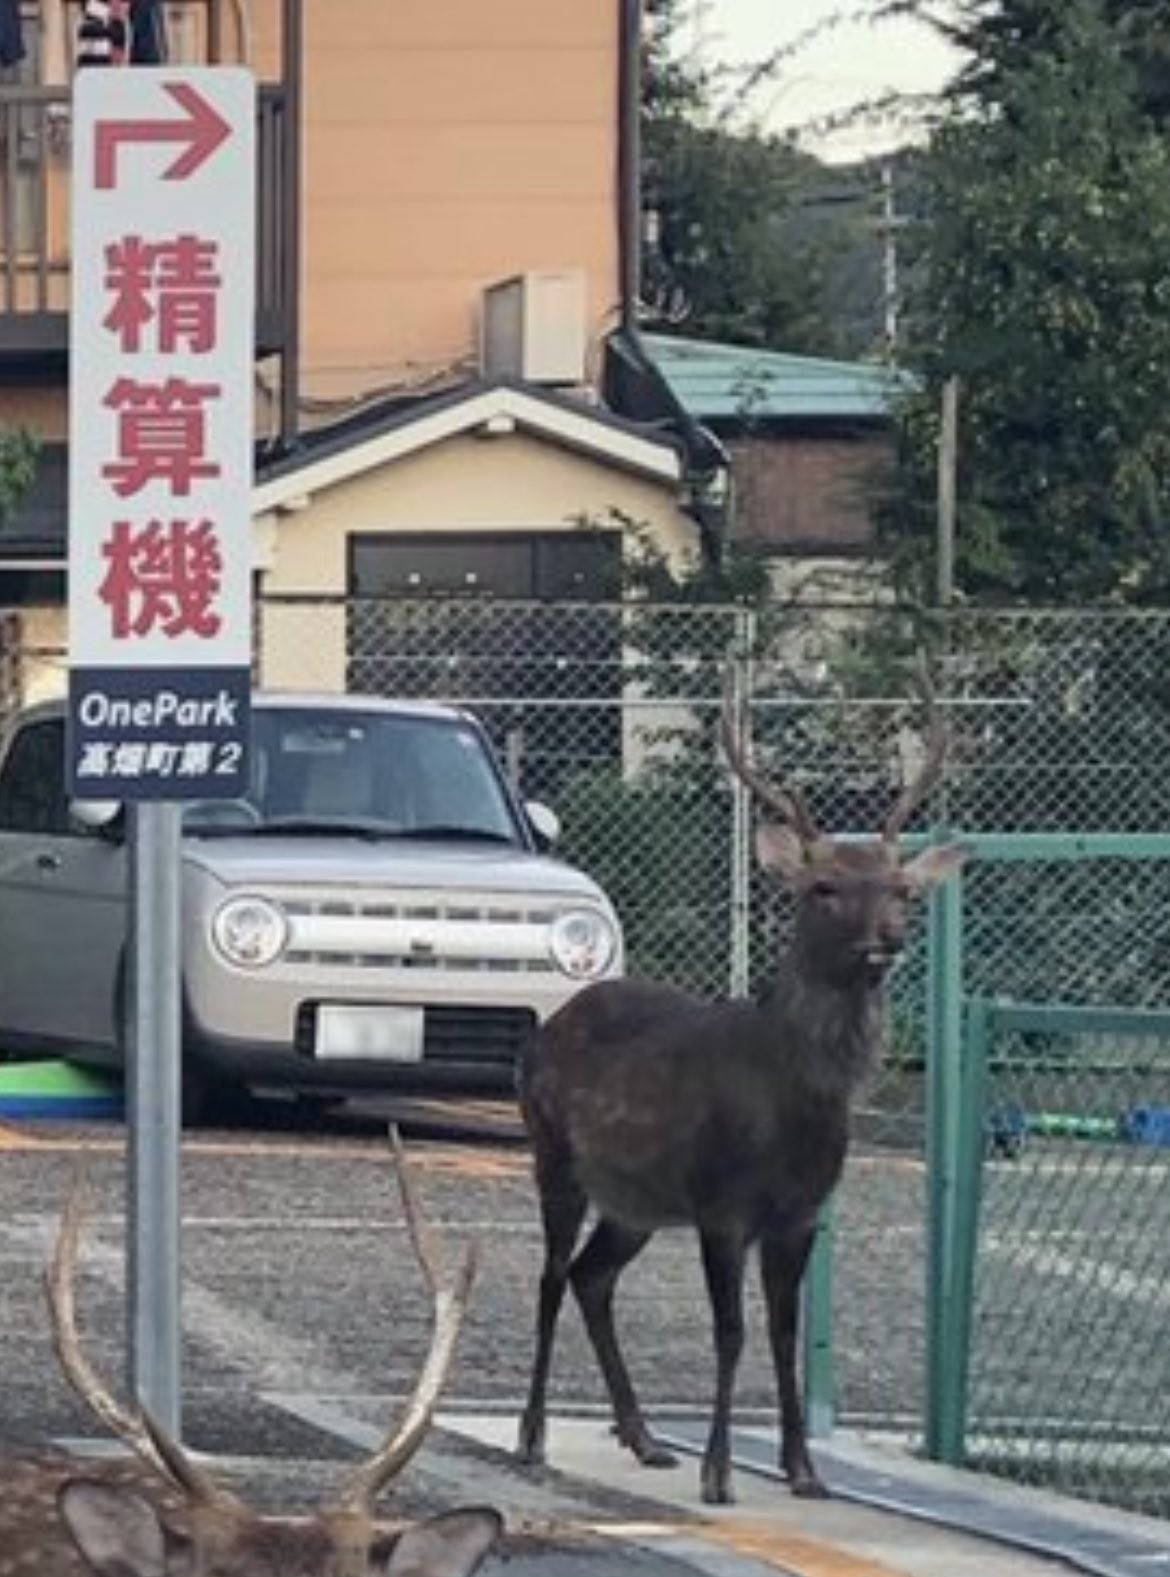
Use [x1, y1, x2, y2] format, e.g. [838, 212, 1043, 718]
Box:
[516, 677, 965, 1504]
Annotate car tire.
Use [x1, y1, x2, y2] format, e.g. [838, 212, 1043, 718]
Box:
[114, 958, 247, 1130]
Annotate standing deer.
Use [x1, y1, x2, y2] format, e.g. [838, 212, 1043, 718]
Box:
[5, 1136, 502, 1577]
[517, 670, 967, 1504]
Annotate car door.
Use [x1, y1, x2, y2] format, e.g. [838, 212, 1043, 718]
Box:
[0, 715, 127, 1053]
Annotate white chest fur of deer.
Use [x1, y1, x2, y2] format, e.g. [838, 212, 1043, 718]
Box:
[517, 670, 966, 1504]
[1, 1136, 502, 1577]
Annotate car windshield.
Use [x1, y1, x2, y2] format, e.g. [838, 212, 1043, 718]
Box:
[181, 706, 522, 843]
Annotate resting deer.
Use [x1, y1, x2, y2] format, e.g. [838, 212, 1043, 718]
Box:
[517, 669, 967, 1503]
[5, 1136, 502, 1577]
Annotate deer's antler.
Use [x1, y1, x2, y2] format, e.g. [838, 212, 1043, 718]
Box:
[46, 1177, 240, 1509]
[720, 671, 820, 843]
[881, 653, 950, 843]
[329, 1129, 477, 1516]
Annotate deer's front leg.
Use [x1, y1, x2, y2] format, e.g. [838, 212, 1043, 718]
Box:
[759, 1224, 828, 1499]
[518, 1169, 589, 1465]
[698, 1228, 749, 1504]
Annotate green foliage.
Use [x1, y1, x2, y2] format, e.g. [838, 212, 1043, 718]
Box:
[639, 4, 858, 353]
[0, 428, 37, 526]
[885, 0, 1170, 602]
[643, 120, 850, 353]
[557, 765, 732, 993]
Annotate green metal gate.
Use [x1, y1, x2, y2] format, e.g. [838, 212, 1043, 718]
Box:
[915, 835, 1169, 1517]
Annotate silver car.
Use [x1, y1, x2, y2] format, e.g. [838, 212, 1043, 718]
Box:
[0, 692, 623, 1119]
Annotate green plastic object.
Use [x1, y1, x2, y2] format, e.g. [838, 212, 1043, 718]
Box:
[1026, 1112, 1121, 1141]
[0, 1059, 123, 1120]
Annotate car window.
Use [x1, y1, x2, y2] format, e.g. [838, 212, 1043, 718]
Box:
[0, 718, 72, 834]
[182, 707, 523, 841]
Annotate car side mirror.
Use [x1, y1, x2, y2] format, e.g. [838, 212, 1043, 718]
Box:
[69, 798, 125, 840]
[525, 800, 560, 849]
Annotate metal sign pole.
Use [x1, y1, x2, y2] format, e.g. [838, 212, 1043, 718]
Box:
[126, 801, 184, 1434]
[68, 66, 256, 1440]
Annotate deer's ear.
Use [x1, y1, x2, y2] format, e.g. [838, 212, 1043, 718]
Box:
[901, 842, 969, 892]
[755, 822, 807, 883]
[383, 1507, 503, 1577]
[58, 1481, 175, 1577]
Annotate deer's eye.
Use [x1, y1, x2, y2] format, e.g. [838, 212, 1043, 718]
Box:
[810, 880, 840, 901]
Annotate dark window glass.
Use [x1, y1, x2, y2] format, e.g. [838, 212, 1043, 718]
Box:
[349, 531, 619, 600]
[0, 718, 70, 834]
[184, 707, 522, 842]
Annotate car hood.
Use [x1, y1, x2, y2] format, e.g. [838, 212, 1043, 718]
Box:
[181, 835, 610, 903]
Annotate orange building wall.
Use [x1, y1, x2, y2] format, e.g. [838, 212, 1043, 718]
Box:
[290, 0, 621, 405]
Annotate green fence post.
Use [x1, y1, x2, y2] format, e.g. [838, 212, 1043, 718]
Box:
[802, 1202, 835, 1438]
[947, 993, 991, 1464]
[925, 860, 966, 1462]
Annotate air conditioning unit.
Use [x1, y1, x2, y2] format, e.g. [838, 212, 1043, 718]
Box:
[480, 270, 587, 386]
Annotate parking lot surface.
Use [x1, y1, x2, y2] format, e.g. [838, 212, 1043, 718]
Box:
[0, 1108, 1163, 1577]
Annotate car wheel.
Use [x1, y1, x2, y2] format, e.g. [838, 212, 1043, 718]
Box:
[179, 1060, 252, 1128]
[114, 959, 248, 1130]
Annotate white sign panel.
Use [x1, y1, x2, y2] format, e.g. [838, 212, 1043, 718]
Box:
[68, 68, 256, 799]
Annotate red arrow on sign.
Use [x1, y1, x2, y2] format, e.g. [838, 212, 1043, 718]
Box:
[94, 82, 232, 190]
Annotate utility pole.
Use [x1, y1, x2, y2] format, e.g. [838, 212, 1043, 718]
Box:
[880, 161, 899, 354]
[936, 376, 959, 605]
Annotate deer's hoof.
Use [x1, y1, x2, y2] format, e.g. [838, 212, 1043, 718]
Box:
[622, 1428, 678, 1469]
[640, 1443, 679, 1469]
[790, 1474, 831, 1500]
[701, 1474, 735, 1505]
[516, 1422, 546, 1467]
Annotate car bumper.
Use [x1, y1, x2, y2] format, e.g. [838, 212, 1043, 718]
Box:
[187, 997, 539, 1095]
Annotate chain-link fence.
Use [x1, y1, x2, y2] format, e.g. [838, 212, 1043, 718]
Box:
[2, 593, 1168, 1515]
[960, 995, 1170, 1519]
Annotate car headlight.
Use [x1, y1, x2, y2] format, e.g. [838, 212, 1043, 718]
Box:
[549, 909, 618, 980]
[211, 895, 289, 969]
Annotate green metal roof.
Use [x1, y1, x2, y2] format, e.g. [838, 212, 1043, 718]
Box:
[643, 333, 915, 422]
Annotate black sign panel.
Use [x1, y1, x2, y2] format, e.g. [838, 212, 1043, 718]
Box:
[68, 666, 251, 799]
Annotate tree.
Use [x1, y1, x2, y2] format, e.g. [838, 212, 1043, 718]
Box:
[0, 428, 36, 527]
[883, 0, 1170, 602]
[932, 0, 1170, 127]
[639, 1, 858, 353]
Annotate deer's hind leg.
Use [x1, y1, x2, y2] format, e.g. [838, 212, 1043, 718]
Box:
[570, 1217, 676, 1468]
[518, 1143, 589, 1465]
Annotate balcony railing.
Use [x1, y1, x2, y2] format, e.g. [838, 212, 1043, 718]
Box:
[0, 81, 294, 363]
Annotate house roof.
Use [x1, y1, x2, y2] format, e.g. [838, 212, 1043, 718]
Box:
[253, 376, 683, 514]
[0, 377, 685, 565]
[642, 333, 915, 423]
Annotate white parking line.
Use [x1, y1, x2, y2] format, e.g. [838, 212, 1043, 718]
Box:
[0, 1216, 365, 1396]
[982, 1237, 1170, 1311]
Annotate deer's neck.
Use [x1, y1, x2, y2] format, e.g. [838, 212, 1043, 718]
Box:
[765, 957, 886, 1098]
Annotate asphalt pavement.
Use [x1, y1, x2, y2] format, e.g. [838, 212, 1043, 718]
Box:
[0, 1104, 1165, 1577]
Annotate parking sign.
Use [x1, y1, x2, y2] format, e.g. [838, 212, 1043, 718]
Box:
[68, 69, 256, 799]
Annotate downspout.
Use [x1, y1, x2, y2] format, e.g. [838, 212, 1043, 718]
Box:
[279, 0, 303, 451]
[615, 0, 730, 560]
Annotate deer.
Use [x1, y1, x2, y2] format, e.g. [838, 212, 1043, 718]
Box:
[516, 666, 967, 1505]
[3, 1135, 502, 1577]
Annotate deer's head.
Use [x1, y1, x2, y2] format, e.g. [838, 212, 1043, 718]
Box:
[40, 1138, 502, 1577]
[721, 665, 968, 990]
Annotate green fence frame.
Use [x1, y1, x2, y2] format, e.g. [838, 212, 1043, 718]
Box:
[801, 830, 1170, 1468]
[941, 993, 1170, 1468]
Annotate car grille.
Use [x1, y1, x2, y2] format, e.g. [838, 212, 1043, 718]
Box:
[280, 894, 559, 974]
[423, 1005, 537, 1064]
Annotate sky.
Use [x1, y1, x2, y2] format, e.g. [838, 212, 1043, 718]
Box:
[686, 1, 967, 162]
